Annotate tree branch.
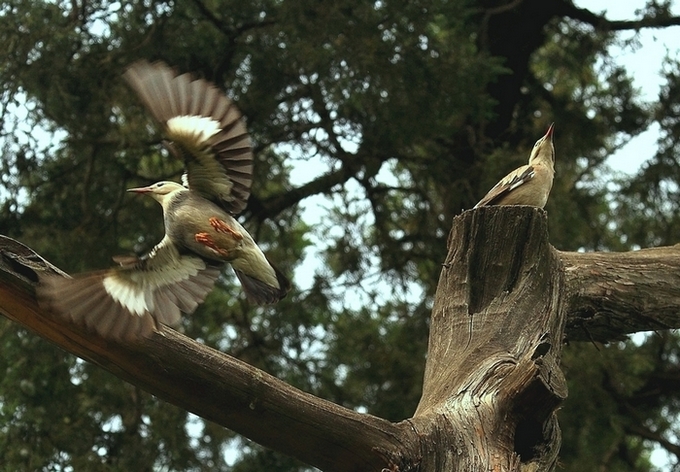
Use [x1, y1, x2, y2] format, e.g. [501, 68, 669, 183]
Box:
[190, 0, 275, 37]
[0, 236, 412, 472]
[560, 246, 680, 342]
[250, 161, 358, 220]
[559, 0, 680, 31]
[625, 423, 680, 459]
[411, 207, 567, 470]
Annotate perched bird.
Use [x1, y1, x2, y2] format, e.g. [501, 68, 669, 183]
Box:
[38, 60, 289, 341]
[474, 123, 555, 208]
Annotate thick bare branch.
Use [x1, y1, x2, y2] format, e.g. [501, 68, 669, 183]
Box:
[0, 237, 411, 472]
[560, 246, 680, 343]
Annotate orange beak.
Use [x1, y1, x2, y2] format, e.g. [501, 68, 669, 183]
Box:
[545, 122, 555, 138]
[127, 186, 153, 194]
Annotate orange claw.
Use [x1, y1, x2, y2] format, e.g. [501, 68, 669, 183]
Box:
[209, 217, 243, 240]
[195, 232, 231, 257]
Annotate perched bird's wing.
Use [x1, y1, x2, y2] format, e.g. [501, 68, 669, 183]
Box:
[473, 165, 535, 208]
[37, 237, 222, 341]
[123, 60, 252, 214]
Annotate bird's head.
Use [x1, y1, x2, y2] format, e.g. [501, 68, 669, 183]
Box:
[528, 123, 555, 168]
[127, 181, 186, 206]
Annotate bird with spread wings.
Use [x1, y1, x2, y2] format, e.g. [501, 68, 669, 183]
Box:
[38, 60, 290, 341]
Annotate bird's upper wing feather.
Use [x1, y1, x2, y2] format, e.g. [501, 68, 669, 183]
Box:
[37, 237, 222, 341]
[123, 60, 252, 214]
[474, 165, 536, 208]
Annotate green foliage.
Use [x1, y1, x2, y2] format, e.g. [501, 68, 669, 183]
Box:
[0, 0, 679, 471]
[560, 333, 680, 472]
[613, 60, 680, 248]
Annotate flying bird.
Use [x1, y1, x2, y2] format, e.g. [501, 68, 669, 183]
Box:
[38, 60, 289, 341]
[474, 123, 555, 208]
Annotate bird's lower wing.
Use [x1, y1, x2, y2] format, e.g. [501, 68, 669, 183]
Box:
[474, 165, 535, 208]
[37, 239, 222, 341]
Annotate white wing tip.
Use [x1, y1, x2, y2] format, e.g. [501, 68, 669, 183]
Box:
[167, 115, 220, 143]
[102, 276, 150, 316]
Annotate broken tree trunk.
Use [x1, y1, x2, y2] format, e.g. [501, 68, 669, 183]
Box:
[406, 206, 567, 471]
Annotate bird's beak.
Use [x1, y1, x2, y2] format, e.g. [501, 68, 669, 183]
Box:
[127, 186, 153, 194]
[545, 123, 555, 138]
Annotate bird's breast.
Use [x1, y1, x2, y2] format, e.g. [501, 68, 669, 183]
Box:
[165, 194, 245, 261]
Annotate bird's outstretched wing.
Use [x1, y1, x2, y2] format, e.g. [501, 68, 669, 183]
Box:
[474, 165, 536, 208]
[37, 237, 222, 341]
[123, 60, 252, 214]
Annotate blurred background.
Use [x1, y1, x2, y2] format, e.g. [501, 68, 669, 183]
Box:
[1, 0, 680, 470]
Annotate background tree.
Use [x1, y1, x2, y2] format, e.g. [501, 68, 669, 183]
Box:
[0, 0, 679, 470]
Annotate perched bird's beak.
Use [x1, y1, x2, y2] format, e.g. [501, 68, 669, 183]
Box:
[127, 186, 153, 194]
[545, 122, 555, 138]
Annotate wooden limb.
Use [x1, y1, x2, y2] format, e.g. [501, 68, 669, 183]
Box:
[0, 236, 414, 472]
[560, 247, 680, 343]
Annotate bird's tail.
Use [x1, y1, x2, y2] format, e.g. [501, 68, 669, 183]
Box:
[234, 260, 290, 305]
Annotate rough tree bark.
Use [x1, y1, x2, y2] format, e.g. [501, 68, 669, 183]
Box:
[408, 207, 567, 471]
[2, 206, 680, 471]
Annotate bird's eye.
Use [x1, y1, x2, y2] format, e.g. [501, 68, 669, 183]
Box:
[157, 183, 165, 188]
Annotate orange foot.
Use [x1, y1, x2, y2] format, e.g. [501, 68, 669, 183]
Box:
[209, 217, 243, 240]
[195, 232, 231, 258]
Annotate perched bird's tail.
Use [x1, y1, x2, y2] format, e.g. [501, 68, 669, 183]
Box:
[234, 261, 290, 305]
